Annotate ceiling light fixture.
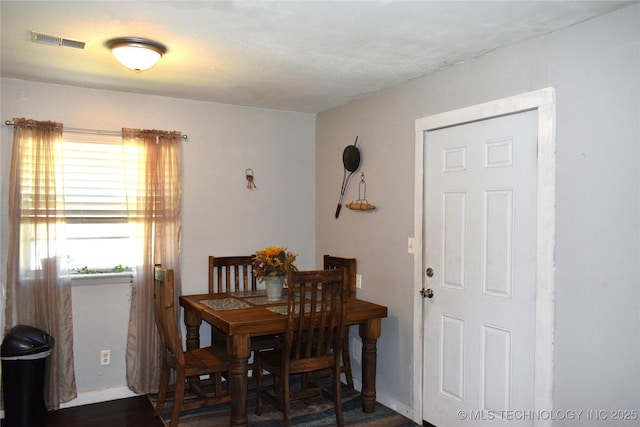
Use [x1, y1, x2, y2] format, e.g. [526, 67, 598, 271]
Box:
[106, 37, 167, 72]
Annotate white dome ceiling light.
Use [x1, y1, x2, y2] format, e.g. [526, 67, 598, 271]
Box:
[106, 37, 167, 72]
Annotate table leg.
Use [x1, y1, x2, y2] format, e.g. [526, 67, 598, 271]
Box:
[228, 333, 251, 427]
[183, 308, 202, 351]
[359, 318, 382, 413]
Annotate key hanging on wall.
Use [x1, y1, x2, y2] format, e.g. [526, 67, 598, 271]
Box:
[246, 168, 256, 189]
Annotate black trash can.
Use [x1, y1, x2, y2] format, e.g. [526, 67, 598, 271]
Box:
[1, 325, 54, 427]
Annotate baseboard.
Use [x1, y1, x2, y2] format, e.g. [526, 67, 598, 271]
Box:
[59, 386, 141, 409]
[352, 377, 416, 422]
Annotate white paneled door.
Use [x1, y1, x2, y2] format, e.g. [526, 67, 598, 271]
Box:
[422, 110, 538, 426]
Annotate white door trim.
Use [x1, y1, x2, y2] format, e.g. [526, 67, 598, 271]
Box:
[412, 88, 556, 426]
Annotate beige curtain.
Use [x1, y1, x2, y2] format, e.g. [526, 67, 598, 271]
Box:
[5, 118, 77, 408]
[123, 128, 183, 393]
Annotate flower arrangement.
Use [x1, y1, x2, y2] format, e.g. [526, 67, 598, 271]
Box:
[252, 246, 298, 282]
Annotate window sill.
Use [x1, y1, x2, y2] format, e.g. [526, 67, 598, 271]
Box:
[71, 272, 133, 286]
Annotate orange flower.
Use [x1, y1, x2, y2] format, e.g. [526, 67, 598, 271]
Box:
[252, 246, 298, 282]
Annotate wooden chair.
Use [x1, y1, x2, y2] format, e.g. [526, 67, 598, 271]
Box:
[254, 268, 348, 427]
[153, 265, 231, 427]
[208, 255, 280, 351]
[324, 255, 357, 300]
[208, 255, 256, 294]
[322, 255, 356, 389]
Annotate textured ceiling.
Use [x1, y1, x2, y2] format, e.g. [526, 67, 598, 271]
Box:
[0, 1, 635, 113]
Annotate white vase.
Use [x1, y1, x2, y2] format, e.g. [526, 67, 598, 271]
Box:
[265, 275, 285, 301]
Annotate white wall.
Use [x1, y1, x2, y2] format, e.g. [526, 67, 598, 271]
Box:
[70, 276, 132, 392]
[316, 4, 639, 424]
[0, 79, 316, 404]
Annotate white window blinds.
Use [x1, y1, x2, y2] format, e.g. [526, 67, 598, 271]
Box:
[62, 133, 128, 223]
[61, 132, 135, 271]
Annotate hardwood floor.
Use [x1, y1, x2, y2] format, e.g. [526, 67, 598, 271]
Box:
[41, 396, 164, 427]
[3, 386, 418, 427]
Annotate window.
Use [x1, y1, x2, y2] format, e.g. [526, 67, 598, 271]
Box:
[61, 132, 135, 274]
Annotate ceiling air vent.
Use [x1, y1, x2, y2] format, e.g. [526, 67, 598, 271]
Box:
[31, 31, 86, 49]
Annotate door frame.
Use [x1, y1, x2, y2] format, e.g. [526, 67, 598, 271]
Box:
[412, 88, 556, 426]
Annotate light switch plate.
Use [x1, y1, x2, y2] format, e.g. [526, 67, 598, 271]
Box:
[408, 237, 415, 254]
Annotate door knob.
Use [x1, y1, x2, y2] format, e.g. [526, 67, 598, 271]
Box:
[426, 267, 434, 277]
[420, 288, 434, 299]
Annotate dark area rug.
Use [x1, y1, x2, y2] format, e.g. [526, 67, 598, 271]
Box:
[149, 376, 419, 426]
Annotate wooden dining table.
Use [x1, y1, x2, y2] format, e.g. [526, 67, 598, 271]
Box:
[180, 289, 388, 427]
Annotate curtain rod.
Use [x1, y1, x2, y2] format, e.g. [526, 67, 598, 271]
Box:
[4, 120, 188, 140]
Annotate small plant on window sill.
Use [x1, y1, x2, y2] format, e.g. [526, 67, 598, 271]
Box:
[72, 265, 133, 275]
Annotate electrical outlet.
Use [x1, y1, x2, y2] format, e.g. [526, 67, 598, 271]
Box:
[356, 274, 362, 289]
[100, 350, 110, 366]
